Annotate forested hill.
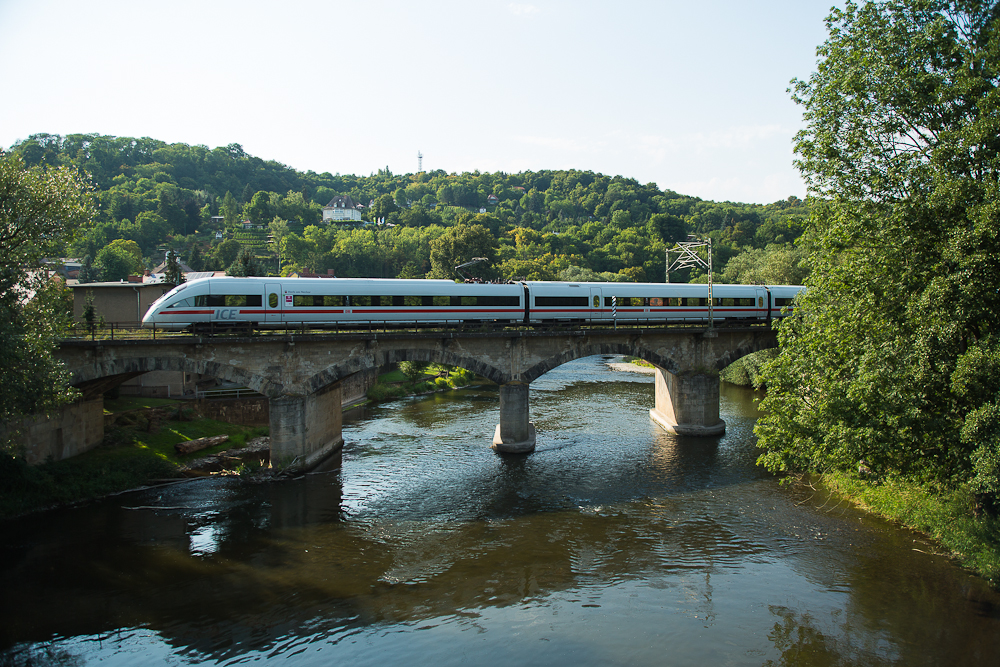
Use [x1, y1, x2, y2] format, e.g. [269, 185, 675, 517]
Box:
[7, 133, 809, 283]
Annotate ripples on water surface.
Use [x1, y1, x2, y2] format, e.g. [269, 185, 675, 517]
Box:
[2, 356, 999, 666]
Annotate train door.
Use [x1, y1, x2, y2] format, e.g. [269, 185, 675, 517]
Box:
[589, 287, 603, 324]
[755, 287, 767, 321]
[265, 283, 282, 324]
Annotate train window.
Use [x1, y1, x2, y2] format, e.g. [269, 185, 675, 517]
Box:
[352, 296, 371, 306]
[774, 298, 795, 307]
[269, 293, 279, 308]
[479, 296, 520, 307]
[536, 296, 588, 307]
[223, 295, 263, 307]
[450, 296, 461, 306]
[681, 297, 707, 306]
[461, 296, 477, 306]
[166, 298, 192, 308]
[393, 296, 405, 306]
[421, 296, 434, 306]
[434, 296, 450, 306]
[195, 295, 226, 307]
[593, 295, 600, 308]
[322, 295, 344, 306]
[759, 296, 764, 308]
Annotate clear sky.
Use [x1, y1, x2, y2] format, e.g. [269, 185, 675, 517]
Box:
[0, 0, 837, 205]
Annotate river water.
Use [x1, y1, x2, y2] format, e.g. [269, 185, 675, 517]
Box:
[2, 356, 999, 666]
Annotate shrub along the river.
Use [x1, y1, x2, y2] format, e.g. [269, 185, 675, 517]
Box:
[756, 1, 1000, 515]
[720, 349, 778, 388]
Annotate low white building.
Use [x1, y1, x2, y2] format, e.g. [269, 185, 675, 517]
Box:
[322, 195, 363, 223]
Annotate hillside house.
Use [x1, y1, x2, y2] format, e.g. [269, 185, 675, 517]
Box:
[322, 195, 363, 223]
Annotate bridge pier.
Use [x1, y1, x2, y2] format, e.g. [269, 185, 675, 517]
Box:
[492, 382, 536, 454]
[649, 366, 725, 437]
[268, 385, 344, 472]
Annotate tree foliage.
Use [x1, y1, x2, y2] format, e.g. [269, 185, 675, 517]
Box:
[0, 153, 92, 451]
[226, 247, 265, 277]
[5, 132, 812, 284]
[756, 1, 1000, 507]
[164, 249, 185, 285]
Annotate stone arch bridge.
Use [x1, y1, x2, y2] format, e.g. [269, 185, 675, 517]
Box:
[54, 326, 777, 470]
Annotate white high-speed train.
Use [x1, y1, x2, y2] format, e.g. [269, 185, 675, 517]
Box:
[141, 276, 804, 331]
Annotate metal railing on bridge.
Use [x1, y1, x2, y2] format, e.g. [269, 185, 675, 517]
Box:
[194, 387, 265, 400]
[61, 317, 770, 342]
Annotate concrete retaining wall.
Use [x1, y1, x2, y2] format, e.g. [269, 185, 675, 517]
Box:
[194, 397, 270, 426]
[340, 368, 378, 407]
[5, 399, 105, 465]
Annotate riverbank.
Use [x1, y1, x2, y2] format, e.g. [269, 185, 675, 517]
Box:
[365, 364, 478, 402]
[0, 405, 269, 520]
[606, 358, 655, 374]
[818, 472, 1000, 586]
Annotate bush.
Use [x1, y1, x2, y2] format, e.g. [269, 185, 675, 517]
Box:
[367, 382, 406, 402]
[721, 349, 778, 388]
[449, 368, 475, 386]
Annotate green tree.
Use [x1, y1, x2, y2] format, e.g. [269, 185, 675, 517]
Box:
[756, 1, 1000, 508]
[0, 153, 92, 452]
[94, 244, 137, 281]
[221, 191, 241, 229]
[399, 360, 429, 383]
[104, 238, 143, 274]
[213, 238, 242, 269]
[77, 254, 99, 283]
[428, 224, 498, 280]
[721, 245, 808, 285]
[243, 191, 272, 225]
[186, 245, 203, 272]
[647, 213, 686, 244]
[164, 249, 185, 285]
[227, 247, 265, 277]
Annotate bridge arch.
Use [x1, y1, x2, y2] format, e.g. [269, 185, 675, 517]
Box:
[301, 347, 505, 394]
[520, 335, 779, 383]
[66, 356, 283, 398]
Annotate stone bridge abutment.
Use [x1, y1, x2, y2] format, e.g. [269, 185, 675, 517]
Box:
[47, 327, 777, 470]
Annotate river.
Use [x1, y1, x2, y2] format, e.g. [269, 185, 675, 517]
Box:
[1, 355, 998, 666]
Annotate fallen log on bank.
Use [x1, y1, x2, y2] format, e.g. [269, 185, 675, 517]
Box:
[175, 434, 230, 455]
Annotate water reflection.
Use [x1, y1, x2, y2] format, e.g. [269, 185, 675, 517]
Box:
[2, 356, 999, 666]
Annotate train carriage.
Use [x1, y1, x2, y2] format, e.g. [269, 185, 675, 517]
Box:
[524, 281, 769, 323]
[142, 276, 804, 331]
[142, 277, 526, 330]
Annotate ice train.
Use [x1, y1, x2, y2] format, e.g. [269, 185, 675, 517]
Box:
[141, 277, 804, 331]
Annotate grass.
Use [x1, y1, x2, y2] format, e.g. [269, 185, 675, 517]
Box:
[821, 472, 1000, 586]
[131, 415, 268, 465]
[103, 396, 182, 414]
[0, 415, 268, 520]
